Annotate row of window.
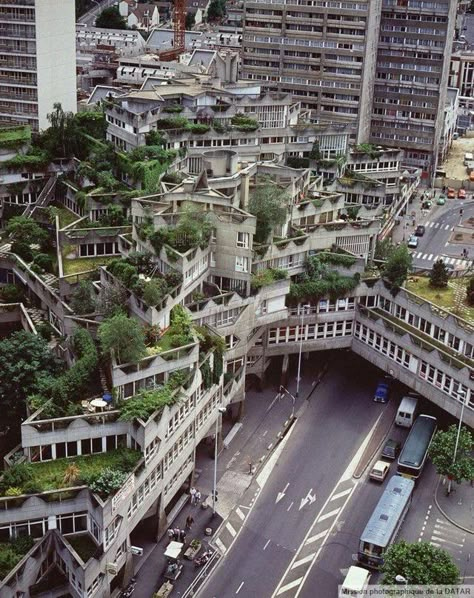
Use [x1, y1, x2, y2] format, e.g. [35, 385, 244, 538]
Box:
[29, 434, 128, 463]
[79, 242, 120, 257]
[268, 319, 354, 344]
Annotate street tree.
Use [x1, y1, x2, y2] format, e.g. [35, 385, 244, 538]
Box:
[70, 281, 96, 315]
[207, 0, 226, 21]
[98, 313, 146, 364]
[381, 540, 459, 585]
[466, 276, 474, 306]
[6, 216, 47, 245]
[374, 238, 395, 262]
[248, 180, 288, 244]
[429, 424, 474, 490]
[0, 331, 62, 424]
[382, 244, 412, 290]
[185, 12, 196, 29]
[95, 7, 127, 29]
[429, 259, 449, 289]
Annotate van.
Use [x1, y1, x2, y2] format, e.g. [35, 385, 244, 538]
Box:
[396, 396, 419, 428]
[464, 152, 473, 166]
[339, 566, 371, 597]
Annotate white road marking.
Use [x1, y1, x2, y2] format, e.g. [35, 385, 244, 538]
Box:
[215, 538, 227, 553]
[287, 501, 294, 512]
[299, 489, 316, 510]
[422, 253, 428, 260]
[291, 553, 316, 569]
[236, 581, 244, 594]
[415, 252, 423, 259]
[256, 420, 297, 488]
[263, 539, 271, 550]
[428, 222, 434, 228]
[331, 488, 352, 501]
[427, 254, 433, 260]
[444, 225, 450, 230]
[318, 507, 341, 522]
[276, 578, 304, 596]
[236, 507, 245, 521]
[276, 482, 290, 504]
[226, 522, 237, 538]
[306, 530, 329, 545]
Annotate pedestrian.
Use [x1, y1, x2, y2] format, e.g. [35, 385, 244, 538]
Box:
[190, 486, 197, 505]
[168, 529, 175, 540]
[185, 515, 194, 530]
[180, 529, 187, 542]
[195, 490, 201, 505]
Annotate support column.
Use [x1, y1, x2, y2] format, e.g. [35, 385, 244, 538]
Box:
[280, 354, 290, 387]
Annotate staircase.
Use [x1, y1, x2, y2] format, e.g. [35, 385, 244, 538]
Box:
[41, 272, 59, 291]
[0, 242, 11, 255]
[99, 366, 110, 393]
[26, 307, 48, 327]
[22, 174, 57, 218]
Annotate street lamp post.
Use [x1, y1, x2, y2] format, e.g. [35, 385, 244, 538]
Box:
[212, 407, 227, 517]
[279, 385, 296, 419]
[296, 304, 311, 398]
[448, 389, 467, 495]
[395, 575, 408, 586]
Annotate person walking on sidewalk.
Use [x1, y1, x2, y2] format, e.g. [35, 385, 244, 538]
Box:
[186, 515, 194, 530]
[195, 490, 202, 505]
[190, 486, 197, 505]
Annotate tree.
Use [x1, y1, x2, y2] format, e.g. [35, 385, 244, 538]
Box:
[466, 276, 474, 306]
[45, 103, 77, 157]
[70, 281, 96, 315]
[429, 259, 449, 289]
[98, 313, 146, 364]
[95, 6, 127, 29]
[207, 0, 226, 21]
[143, 279, 168, 307]
[0, 332, 62, 423]
[382, 245, 412, 289]
[185, 12, 196, 29]
[63, 463, 80, 486]
[374, 238, 395, 262]
[6, 216, 47, 245]
[96, 282, 128, 317]
[429, 425, 474, 493]
[381, 540, 459, 585]
[248, 181, 288, 244]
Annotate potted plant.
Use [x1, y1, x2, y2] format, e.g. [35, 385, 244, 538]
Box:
[184, 538, 202, 560]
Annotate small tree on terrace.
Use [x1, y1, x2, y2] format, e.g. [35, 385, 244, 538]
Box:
[429, 259, 449, 289]
[6, 216, 47, 245]
[382, 244, 412, 290]
[95, 6, 127, 29]
[248, 180, 288, 244]
[70, 281, 96, 315]
[466, 276, 474, 306]
[429, 424, 474, 495]
[98, 313, 146, 364]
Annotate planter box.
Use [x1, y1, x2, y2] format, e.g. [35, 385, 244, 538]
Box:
[184, 540, 202, 560]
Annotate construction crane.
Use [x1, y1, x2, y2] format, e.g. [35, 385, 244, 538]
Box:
[159, 0, 186, 61]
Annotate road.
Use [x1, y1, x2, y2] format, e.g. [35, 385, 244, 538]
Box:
[77, 0, 117, 26]
[199, 353, 392, 598]
[410, 198, 474, 270]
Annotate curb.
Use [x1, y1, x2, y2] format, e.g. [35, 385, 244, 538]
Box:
[352, 413, 396, 480]
[433, 476, 474, 535]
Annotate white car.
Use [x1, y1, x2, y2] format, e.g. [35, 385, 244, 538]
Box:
[369, 460, 390, 482]
[407, 235, 418, 249]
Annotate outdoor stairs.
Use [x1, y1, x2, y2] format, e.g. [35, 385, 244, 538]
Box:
[26, 307, 48, 327]
[99, 366, 110, 394]
[22, 174, 57, 218]
[41, 273, 59, 291]
[0, 242, 11, 255]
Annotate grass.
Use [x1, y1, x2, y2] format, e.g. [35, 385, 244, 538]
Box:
[55, 206, 79, 228]
[0, 125, 31, 148]
[405, 276, 474, 321]
[66, 534, 98, 563]
[62, 255, 115, 276]
[23, 449, 141, 494]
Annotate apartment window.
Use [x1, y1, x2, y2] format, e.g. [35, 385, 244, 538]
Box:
[237, 232, 249, 248]
[235, 256, 249, 273]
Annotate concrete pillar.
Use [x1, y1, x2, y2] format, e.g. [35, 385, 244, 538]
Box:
[51, 444, 56, 460]
[156, 500, 169, 542]
[280, 354, 290, 387]
[77, 440, 82, 456]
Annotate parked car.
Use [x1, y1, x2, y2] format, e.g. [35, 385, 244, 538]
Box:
[374, 381, 390, 403]
[436, 195, 446, 205]
[369, 460, 391, 482]
[422, 200, 432, 210]
[458, 188, 466, 199]
[407, 235, 418, 248]
[381, 439, 401, 460]
[447, 188, 456, 199]
[415, 225, 425, 237]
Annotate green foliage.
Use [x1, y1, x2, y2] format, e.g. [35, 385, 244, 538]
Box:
[374, 238, 395, 262]
[200, 359, 213, 390]
[309, 141, 321, 161]
[150, 208, 212, 254]
[231, 113, 259, 131]
[162, 104, 184, 114]
[70, 280, 96, 315]
[0, 536, 34, 579]
[345, 205, 361, 221]
[353, 143, 382, 159]
[73, 111, 107, 140]
[429, 425, 474, 484]
[1, 463, 33, 491]
[185, 12, 196, 28]
[383, 245, 412, 290]
[381, 540, 459, 585]
[119, 384, 178, 422]
[0, 332, 62, 423]
[248, 180, 288, 244]
[2, 147, 50, 171]
[0, 284, 23, 303]
[467, 277, 474, 306]
[170, 304, 194, 341]
[155, 116, 189, 131]
[207, 0, 226, 20]
[33, 253, 53, 273]
[0, 125, 31, 149]
[95, 6, 127, 29]
[286, 157, 310, 169]
[6, 216, 47, 245]
[96, 282, 128, 317]
[99, 313, 146, 364]
[251, 268, 288, 291]
[188, 124, 211, 135]
[317, 252, 357, 268]
[145, 130, 165, 146]
[429, 259, 449, 289]
[10, 241, 33, 263]
[88, 468, 127, 497]
[143, 278, 168, 307]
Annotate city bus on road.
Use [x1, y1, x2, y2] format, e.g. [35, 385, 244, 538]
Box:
[358, 475, 415, 569]
[397, 414, 437, 480]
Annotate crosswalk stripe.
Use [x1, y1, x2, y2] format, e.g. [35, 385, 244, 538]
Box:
[422, 253, 428, 260]
[215, 538, 227, 553]
[427, 254, 433, 261]
[425, 221, 431, 227]
[431, 533, 464, 548]
[428, 222, 435, 228]
[447, 258, 455, 265]
[331, 488, 352, 502]
[434, 223, 440, 228]
[291, 553, 316, 569]
[226, 522, 237, 538]
[306, 530, 329, 545]
[236, 507, 245, 521]
[276, 578, 304, 595]
[444, 225, 450, 230]
[318, 508, 340, 522]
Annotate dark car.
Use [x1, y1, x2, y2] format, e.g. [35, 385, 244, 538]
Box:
[415, 225, 425, 237]
[381, 439, 401, 460]
[374, 381, 390, 403]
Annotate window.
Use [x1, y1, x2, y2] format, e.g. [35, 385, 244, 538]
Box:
[235, 256, 249, 273]
[237, 232, 249, 248]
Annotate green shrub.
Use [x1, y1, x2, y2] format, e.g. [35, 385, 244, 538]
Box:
[164, 270, 183, 288]
[33, 253, 53, 272]
[317, 252, 357, 267]
[5, 487, 22, 496]
[119, 384, 177, 422]
[286, 157, 310, 169]
[1, 463, 32, 492]
[143, 278, 168, 307]
[231, 113, 259, 131]
[467, 277, 474, 306]
[162, 105, 183, 114]
[188, 124, 210, 135]
[88, 468, 127, 497]
[0, 284, 23, 303]
[11, 241, 33, 262]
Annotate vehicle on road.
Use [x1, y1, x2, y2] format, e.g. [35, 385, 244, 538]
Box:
[381, 439, 401, 460]
[464, 152, 473, 165]
[397, 414, 437, 480]
[407, 235, 418, 248]
[396, 396, 418, 428]
[447, 188, 456, 199]
[358, 475, 415, 569]
[415, 225, 425, 237]
[458, 189, 466, 199]
[374, 381, 390, 403]
[421, 200, 432, 209]
[436, 195, 446, 205]
[339, 566, 371, 597]
[369, 460, 390, 482]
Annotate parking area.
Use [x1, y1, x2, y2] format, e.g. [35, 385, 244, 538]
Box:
[441, 136, 474, 181]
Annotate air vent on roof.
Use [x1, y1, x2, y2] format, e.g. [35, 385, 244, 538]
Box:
[380, 514, 389, 521]
[393, 487, 402, 494]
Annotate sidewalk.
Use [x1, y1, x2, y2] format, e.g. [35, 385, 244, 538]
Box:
[391, 190, 440, 245]
[435, 477, 474, 533]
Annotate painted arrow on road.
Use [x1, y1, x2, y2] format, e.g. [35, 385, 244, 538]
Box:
[299, 489, 316, 510]
[276, 482, 290, 504]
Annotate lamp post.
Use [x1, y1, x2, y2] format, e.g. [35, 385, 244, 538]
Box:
[296, 304, 311, 398]
[448, 389, 467, 495]
[395, 575, 408, 586]
[279, 385, 296, 419]
[212, 406, 227, 517]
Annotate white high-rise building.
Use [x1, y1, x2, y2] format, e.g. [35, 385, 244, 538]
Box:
[0, 0, 76, 132]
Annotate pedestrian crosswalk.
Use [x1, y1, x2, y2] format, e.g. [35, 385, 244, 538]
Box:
[425, 518, 467, 563]
[424, 221, 452, 231]
[413, 252, 471, 268]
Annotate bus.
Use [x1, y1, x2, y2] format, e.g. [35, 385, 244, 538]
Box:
[397, 414, 437, 480]
[358, 475, 415, 569]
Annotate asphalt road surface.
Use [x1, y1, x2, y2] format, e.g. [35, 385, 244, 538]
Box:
[199, 353, 394, 598]
[77, 0, 117, 26]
